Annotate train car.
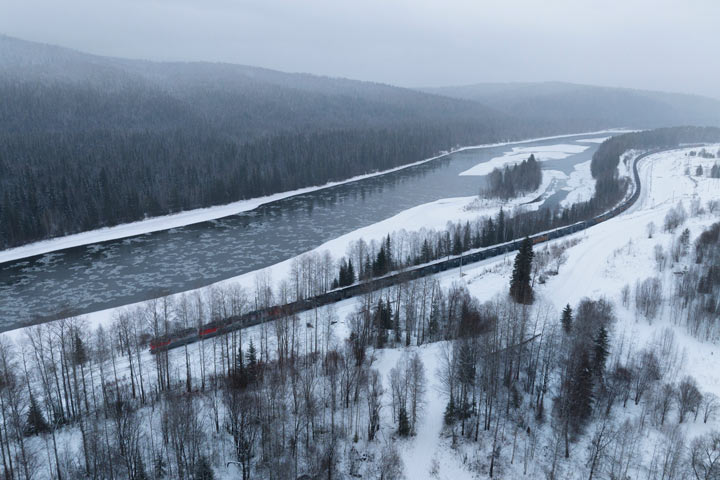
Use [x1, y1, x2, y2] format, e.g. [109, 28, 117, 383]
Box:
[532, 234, 549, 245]
[149, 338, 171, 353]
[198, 325, 219, 338]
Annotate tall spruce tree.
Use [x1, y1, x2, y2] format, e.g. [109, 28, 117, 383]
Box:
[420, 239, 432, 263]
[373, 246, 387, 277]
[561, 304, 573, 334]
[73, 332, 88, 365]
[246, 340, 257, 368]
[497, 208, 505, 244]
[343, 260, 355, 287]
[246, 339, 258, 382]
[235, 343, 244, 375]
[509, 237, 534, 304]
[384, 235, 393, 270]
[398, 405, 411, 436]
[569, 350, 594, 430]
[25, 393, 49, 436]
[593, 326, 610, 379]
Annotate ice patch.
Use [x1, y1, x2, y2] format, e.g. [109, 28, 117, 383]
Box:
[459, 143, 590, 177]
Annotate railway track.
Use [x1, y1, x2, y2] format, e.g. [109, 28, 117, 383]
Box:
[148, 145, 679, 353]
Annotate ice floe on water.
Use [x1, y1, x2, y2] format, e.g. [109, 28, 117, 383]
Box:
[458, 143, 590, 176]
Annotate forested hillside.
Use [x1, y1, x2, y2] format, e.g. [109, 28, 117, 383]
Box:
[3, 36, 720, 250]
[0, 35, 509, 140]
[422, 82, 720, 129]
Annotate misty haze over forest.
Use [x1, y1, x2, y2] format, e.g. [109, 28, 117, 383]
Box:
[3, 0, 720, 99]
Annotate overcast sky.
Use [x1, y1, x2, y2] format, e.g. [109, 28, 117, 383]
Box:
[2, 0, 719, 98]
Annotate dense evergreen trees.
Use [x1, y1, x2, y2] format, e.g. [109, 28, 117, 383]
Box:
[24, 394, 49, 436]
[593, 325, 609, 379]
[591, 126, 720, 207]
[568, 351, 595, 429]
[372, 235, 394, 277]
[711, 163, 720, 178]
[3, 35, 720, 250]
[333, 258, 355, 289]
[397, 406, 410, 437]
[485, 154, 542, 199]
[561, 304, 573, 333]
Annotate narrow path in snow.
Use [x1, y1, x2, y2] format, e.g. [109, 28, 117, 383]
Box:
[376, 343, 473, 479]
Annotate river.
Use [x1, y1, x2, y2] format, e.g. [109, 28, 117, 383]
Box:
[0, 133, 606, 329]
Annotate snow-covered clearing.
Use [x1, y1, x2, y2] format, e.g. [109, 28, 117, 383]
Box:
[374, 343, 473, 479]
[0, 130, 626, 265]
[458, 143, 589, 177]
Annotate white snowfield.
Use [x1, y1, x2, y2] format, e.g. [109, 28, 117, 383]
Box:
[458, 143, 589, 177]
[0, 129, 628, 264]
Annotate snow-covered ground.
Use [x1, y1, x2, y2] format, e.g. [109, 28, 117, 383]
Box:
[374, 145, 720, 478]
[458, 143, 589, 177]
[374, 343, 474, 479]
[448, 145, 720, 352]
[0, 130, 628, 265]
[540, 147, 720, 396]
[5, 142, 718, 479]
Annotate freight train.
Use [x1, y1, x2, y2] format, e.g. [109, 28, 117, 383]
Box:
[148, 146, 672, 354]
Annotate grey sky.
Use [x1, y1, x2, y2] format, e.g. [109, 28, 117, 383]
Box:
[2, 0, 719, 98]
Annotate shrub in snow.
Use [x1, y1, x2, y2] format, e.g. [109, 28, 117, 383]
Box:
[635, 277, 663, 321]
[664, 202, 687, 233]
